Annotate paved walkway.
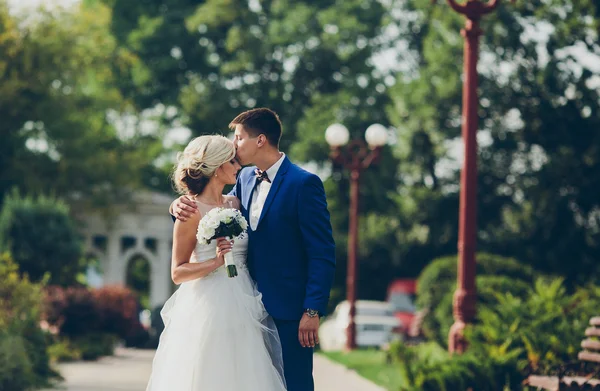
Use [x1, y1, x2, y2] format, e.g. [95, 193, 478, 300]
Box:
[314, 354, 387, 391]
[45, 348, 386, 391]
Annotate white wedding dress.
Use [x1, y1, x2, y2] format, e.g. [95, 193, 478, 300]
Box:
[146, 203, 286, 391]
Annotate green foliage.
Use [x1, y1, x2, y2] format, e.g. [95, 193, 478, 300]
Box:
[47, 332, 118, 362]
[395, 278, 600, 390]
[100, 1, 403, 293]
[418, 253, 534, 312]
[0, 335, 35, 391]
[0, 190, 84, 285]
[467, 278, 600, 374]
[428, 274, 532, 346]
[320, 350, 406, 391]
[391, 341, 524, 391]
[104, 0, 391, 149]
[0, 2, 164, 205]
[391, 341, 448, 387]
[70, 333, 118, 361]
[0, 253, 59, 388]
[47, 339, 82, 363]
[0, 253, 44, 334]
[417, 253, 535, 345]
[1, 0, 599, 325]
[125, 255, 151, 310]
[389, 0, 600, 286]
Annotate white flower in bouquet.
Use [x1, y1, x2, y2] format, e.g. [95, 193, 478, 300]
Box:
[197, 208, 249, 277]
[238, 217, 248, 231]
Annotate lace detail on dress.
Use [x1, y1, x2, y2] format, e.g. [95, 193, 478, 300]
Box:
[191, 198, 249, 278]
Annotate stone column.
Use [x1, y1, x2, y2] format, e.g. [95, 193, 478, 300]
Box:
[105, 233, 125, 285]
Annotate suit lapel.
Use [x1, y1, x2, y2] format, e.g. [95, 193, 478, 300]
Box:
[257, 157, 290, 228]
[243, 170, 257, 221]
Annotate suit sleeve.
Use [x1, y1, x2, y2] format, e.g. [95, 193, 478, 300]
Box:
[228, 168, 245, 198]
[170, 201, 177, 223]
[228, 177, 239, 198]
[298, 174, 336, 315]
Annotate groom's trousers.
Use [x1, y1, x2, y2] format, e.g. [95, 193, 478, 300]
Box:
[274, 318, 314, 391]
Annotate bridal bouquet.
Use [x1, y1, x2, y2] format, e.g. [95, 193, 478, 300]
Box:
[197, 208, 248, 277]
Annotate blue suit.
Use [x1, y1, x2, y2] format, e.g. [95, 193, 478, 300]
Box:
[231, 156, 336, 391]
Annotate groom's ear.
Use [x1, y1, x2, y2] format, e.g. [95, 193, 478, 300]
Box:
[257, 134, 267, 147]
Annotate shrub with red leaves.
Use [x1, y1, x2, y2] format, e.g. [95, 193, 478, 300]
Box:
[44, 285, 143, 340]
[44, 285, 99, 338]
[93, 285, 142, 339]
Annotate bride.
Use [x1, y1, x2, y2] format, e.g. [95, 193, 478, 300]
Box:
[146, 135, 287, 391]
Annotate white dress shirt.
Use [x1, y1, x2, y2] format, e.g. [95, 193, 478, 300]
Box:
[250, 153, 286, 230]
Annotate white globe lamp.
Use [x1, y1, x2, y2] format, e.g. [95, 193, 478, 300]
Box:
[325, 123, 350, 147]
[365, 124, 388, 148]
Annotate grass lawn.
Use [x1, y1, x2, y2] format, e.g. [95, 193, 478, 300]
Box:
[319, 349, 404, 391]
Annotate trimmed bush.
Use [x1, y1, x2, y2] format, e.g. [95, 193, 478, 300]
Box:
[93, 285, 142, 340]
[0, 190, 84, 286]
[416, 253, 535, 345]
[44, 284, 149, 354]
[44, 286, 100, 338]
[417, 253, 534, 311]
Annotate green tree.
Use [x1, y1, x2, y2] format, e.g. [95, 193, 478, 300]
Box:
[388, 0, 600, 284]
[101, 0, 392, 147]
[0, 191, 83, 286]
[0, 2, 163, 207]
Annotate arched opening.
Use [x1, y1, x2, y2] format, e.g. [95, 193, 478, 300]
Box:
[83, 252, 103, 288]
[126, 254, 151, 310]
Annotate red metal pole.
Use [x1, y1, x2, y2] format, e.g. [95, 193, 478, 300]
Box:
[346, 168, 360, 350]
[448, 17, 481, 354]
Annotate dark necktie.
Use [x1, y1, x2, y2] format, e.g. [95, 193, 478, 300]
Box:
[254, 168, 271, 184]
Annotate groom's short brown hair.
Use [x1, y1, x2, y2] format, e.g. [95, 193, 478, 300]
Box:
[229, 108, 282, 148]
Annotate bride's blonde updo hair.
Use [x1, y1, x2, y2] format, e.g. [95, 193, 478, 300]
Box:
[173, 135, 236, 195]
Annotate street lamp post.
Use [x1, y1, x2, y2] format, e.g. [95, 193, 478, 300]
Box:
[437, 0, 515, 353]
[325, 123, 388, 350]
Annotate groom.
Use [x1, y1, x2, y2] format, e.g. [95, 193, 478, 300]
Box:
[172, 108, 336, 391]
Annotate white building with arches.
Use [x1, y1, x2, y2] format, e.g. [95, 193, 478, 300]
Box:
[79, 192, 175, 308]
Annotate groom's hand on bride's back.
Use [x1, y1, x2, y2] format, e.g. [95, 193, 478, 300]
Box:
[170, 195, 199, 222]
